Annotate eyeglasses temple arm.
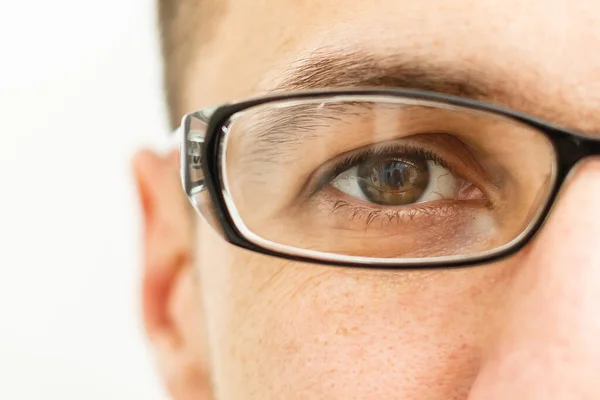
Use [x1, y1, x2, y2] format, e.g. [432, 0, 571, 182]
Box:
[177, 106, 218, 196]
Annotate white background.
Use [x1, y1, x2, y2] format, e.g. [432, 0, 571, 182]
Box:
[0, 0, 169, 398]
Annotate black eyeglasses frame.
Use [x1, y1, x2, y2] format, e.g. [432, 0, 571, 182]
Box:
[179, 88, 600, 270]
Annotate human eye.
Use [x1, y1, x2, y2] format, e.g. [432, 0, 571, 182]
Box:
[299, 135, 495, 249]
[326, 141, 485, 209]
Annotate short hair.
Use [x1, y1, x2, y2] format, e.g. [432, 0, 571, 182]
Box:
[157, 0, 223, 128]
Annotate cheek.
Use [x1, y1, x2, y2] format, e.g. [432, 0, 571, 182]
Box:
[196, 222, 512, 399]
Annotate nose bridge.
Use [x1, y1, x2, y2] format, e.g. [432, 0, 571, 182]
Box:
[468, 158, 600, 399]
[510, 157, 600, 341]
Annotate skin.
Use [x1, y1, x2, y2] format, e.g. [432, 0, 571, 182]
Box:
[133, 1, 600, 398]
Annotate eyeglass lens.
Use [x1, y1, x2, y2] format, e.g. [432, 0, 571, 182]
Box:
[212, 97, 557, 261]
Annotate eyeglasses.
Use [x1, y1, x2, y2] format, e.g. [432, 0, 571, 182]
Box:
[174, 88, 600, 269]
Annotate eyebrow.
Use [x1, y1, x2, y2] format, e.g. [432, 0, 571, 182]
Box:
[265, 49, 600, 138]
[272, 50, 510, 105]
[239, 50, 525, 172]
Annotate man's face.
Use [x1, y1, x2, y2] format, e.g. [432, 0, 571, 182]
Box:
[136, 1, 600, 399]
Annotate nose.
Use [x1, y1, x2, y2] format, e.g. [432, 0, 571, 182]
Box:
[468, 158, 600, 399]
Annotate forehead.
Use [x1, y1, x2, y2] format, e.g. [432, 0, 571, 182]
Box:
[188, 0, 600, 130]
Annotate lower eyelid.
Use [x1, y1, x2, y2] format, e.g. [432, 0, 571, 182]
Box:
[311, 186, 491, 229]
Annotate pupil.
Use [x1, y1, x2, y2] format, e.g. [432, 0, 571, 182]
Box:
[380, 161, 411, 190]
[358, 156, 429, 205]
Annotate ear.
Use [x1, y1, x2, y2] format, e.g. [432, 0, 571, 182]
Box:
[132, 149, 212, 400]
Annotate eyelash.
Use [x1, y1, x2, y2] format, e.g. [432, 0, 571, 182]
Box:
[327, 197, 459, 229]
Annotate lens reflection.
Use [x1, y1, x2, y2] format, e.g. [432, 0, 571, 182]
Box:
[218, 97, 557, 261]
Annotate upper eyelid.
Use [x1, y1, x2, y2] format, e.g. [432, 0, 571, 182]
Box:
[318, 136, 477, 181]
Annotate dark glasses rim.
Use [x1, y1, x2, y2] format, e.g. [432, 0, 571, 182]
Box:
[182, 88, 600, 269]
